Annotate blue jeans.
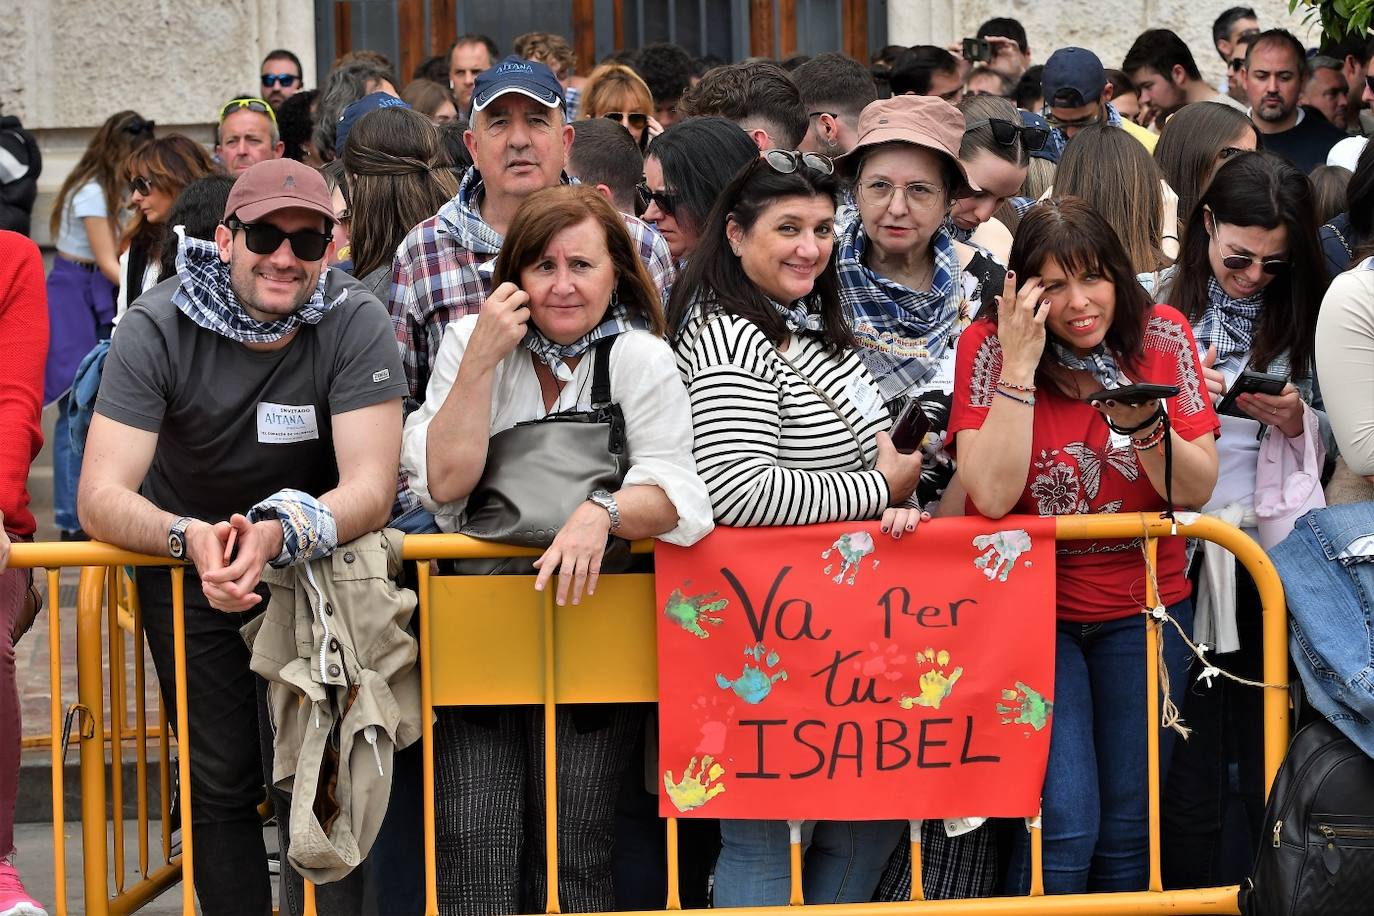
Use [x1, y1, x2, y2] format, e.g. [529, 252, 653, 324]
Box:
[1007, 600, 1194, 895]
[53, 395, 80, 532]
[712, 818, 905, 907]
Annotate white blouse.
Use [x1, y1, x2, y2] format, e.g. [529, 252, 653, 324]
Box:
[401, 315, 714, 546]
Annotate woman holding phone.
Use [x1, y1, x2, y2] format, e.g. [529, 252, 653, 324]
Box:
[950, 197, 1219, 894]
[1157, 150, 1327, 889]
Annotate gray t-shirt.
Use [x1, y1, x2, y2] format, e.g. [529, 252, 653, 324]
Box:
[96, 271, 408, 522]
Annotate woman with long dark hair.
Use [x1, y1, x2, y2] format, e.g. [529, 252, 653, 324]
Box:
[950, 197, 1219, 894]
[641, 116, 759, 264]
[670, 151, 925, 906]
[118, 135, 219, 315]
[1153, 101, 1257, 231]
[1158, 150, 1327, 889]
[44, 109, 153, 538]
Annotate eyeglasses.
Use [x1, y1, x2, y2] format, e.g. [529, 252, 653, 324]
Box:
[635, 183, 678, 217]
[128, 176, 154, 197]
[261, 73, 299, 89]
[1206, 213, 1288, 275]
[1365, 75, 1374, 96]
[963, 117, 1049, 152]
[856, 178, 945, 211]
[1042, 109, 1103, 131]
[762, 149, 835, 177]
[219, 98, 278, 127]
[603, 111, 648, 129]
[226, 218, 331, 261]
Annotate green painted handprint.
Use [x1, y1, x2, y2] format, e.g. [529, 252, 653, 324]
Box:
[997, 681, 1053, 730]
[716, 643, 788, 704]
[663, 755, 727, 812]
[663, 587, 727, 639]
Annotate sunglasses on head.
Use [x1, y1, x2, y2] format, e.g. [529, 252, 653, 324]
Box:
[762, 149, 834, 177]
[128, 176, 154, 197]
[219, 98, 278, 126]
[603, 111, 648, 129]
[635, 183, 678, 218]
[261, 73, 298, 89]
[226, 218, 331, 261]
[963, 117, 1049, 152]
[122, 117, 155, 136]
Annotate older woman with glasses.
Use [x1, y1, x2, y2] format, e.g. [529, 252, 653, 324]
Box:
[832, 94, 1007, 901]
[639, 116, 760, 265]
[669, 148, 924, 907]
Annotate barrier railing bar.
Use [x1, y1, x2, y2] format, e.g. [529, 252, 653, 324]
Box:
[665, 817, 681, 910]
[169, 566, 195, 916]
[131, 572, 151, 878]
[1029, 814, 1044, 897]
[108, 567, 127, 894]
[1143, 536, 1163, 895]
[47, 567, 67, 916]
[159, 703, 171, 863]
[543, 586, 563, 914]
[77, 567, 110, 916]
[909, 821, 923, 901]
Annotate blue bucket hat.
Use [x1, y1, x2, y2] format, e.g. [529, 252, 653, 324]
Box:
[470, 56, 566, 117]
[336, 91, 410, 155]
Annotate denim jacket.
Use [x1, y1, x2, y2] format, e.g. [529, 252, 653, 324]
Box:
[1270, 503, 1374, 756]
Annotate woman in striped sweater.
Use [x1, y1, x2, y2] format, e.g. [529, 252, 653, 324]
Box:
[667, 151, 925, 906]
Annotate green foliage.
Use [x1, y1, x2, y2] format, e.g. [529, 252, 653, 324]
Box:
[1291, 0, 1374, 41]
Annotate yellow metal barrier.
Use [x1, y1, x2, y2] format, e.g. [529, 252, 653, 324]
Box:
[6, 512, 1288, 915]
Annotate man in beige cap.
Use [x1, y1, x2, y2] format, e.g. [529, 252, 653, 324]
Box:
[78, 158, 406, 914]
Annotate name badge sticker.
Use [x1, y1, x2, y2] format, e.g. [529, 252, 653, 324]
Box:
[257, 403, 320, 444]
[846, 373, 884, 422]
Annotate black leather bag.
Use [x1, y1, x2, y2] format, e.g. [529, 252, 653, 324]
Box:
[454, 337, 629, 574]
[1240, 720, 1374, 915]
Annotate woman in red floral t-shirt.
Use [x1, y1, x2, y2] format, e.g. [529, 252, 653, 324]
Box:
[949, 198, 1220, 895]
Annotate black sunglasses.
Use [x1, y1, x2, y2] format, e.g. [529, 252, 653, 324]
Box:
[1366, 75, 1374, 96]
[261, 73, 299, 88]
[762, 149, 834, 176]
[226, 218, 331, 261]
[1221, 253, 1288, 275]
[963, 117, 1049, 152]
[128, 176, 154, 197]
[122, 117, 155, 136]
[635, 182, 678, 217]
[603, 111, 648, 129]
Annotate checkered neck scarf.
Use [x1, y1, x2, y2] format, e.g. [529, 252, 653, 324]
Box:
[522, 296, 646, 382]
[838, 217, 961, 399]
[1049, 340, 1123, 390]
[170, 228, 343, 344]
[770, 297, 824, 333]
[1192, 276, 1264, 365]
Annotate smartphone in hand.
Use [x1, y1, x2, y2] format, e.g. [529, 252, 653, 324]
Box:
[1215, 369, 1287, 417]
[962, 37, 992, 62]
[890, 400, 932, 454]
[1084, 383, 1180, 406]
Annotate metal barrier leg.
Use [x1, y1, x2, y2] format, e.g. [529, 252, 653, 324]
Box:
[1143, 538, 1164, 894]
[107, 568, 127, 895]
[48, 568, 68, 916]
[418, 562, 439, 916]
[543, 588, 561, 914]
[170, 567, 195, 916]
[77, 567, 111, 916]
[664, 818, 681, 910]
[908, 820, 924, 902]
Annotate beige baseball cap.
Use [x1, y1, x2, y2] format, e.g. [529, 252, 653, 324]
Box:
[838, 95, 979, 195]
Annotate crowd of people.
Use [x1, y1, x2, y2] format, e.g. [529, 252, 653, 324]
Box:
[3, 6, 1374, 915]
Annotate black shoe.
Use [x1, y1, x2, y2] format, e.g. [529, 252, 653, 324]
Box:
[59, 529, 89, 541]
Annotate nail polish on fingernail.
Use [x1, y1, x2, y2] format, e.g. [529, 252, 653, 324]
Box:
[906, 523, 916, 531]
[881, 526, 889, 533]
[1041, 298, 1050, 307]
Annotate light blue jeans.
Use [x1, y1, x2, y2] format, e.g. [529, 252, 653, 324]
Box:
[712, 818, 905, 906]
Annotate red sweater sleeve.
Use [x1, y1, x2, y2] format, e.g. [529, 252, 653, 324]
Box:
[0, 230, 49, 537]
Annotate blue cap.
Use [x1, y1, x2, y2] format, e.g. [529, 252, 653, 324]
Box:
[336, 92, 410, 155]
[470, 56, 566, 116]
[1042, 47, 1106, 109]
[1018, 110, 1057, 161]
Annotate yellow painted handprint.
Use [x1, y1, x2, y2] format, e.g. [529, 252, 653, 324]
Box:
[663, 755, 727, 812]
[898, 648, 964, 710]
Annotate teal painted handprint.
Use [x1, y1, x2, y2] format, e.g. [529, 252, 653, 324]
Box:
[716, 643, 788, 704]
[997, 681, 1054, 731]
[663, 587, 727, 638]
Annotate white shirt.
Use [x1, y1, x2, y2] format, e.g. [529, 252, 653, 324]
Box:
[402, 316, 714, 545]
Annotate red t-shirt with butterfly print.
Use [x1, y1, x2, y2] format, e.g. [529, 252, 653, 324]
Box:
[948, 305, 1220, 621]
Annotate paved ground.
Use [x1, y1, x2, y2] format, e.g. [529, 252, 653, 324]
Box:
[11, 820, 280, 915]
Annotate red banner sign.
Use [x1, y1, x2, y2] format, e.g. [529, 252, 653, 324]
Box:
[655, 517, 1058, 821]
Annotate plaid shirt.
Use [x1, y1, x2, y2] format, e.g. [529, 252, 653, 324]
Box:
[390, 166, 676, 405]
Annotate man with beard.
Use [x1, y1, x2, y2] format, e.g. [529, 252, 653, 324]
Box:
[78, 158, 406, 915]
[1244, 29, 1346, 173]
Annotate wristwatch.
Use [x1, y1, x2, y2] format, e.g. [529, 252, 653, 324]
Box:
[167, 516, 193, 560]
[587, 489, 621, 531]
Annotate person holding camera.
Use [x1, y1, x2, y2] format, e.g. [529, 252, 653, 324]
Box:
[950, 197, 1219, 894]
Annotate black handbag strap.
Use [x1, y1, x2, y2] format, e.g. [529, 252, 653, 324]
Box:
[590, 336, 615, 407]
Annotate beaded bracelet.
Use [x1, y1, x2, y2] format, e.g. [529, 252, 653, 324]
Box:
[1131, 423, 1167, 451]
[995, 388, 1035, 407]
[996, 378, 1037, 393]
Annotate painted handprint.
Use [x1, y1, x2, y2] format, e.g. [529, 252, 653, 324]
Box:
[972, 529, 1033, 582]
[822, 531, 876, 586]
[663, 755, 727, 812]
[997, 681, 1053, 731]
[716, 643, 788, 704]
[663, 587, 727, 638]
[690, 694, 735, 755]
[852, 641, 906, 681]
[898, 648, 964, 710]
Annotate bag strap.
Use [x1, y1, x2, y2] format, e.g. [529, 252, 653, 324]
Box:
[590, 336, 615, 407]
[773, 346, 872, 471]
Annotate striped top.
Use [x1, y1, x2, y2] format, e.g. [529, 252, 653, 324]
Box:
[675, 307, 892, 527]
